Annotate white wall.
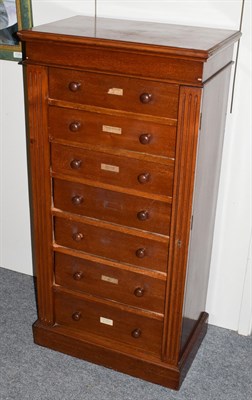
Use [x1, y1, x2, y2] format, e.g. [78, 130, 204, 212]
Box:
[0, 0, 251, 334]
[0, 62, 32, 275]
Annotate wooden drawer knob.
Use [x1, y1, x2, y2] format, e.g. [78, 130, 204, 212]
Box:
[136, 248, 146, 258]
[140, 93, 152, 104]
[69, 121, 81, 132]
[72, 195, 84, 206]
[134, 287, 145, 297]
[70, 159, 82, 169]
[131, 328, 142, 339]
[69, 81, 81, 92]
[137, 173, 150, 184]
[72, 311, 81, 321]
[137, 210, 149, 221]
[72, 232, 84, 242]
[73, 271, 83, 281]
[139, 133, 152, 145]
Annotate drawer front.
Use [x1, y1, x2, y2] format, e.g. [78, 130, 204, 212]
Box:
[55, 253, 166, 313]
[54, 291, 163, 355]
[54, 217, 168, 272]
[51, 144, 174, 197]
[53, 179, 171, 235]
[49, 68, 179, 119]
[48, 106, 177, 158]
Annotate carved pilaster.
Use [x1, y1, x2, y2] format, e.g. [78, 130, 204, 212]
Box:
[162, 86, 202, 364]
[26, 65, 54, 325]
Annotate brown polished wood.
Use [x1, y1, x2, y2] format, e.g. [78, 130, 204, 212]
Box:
[25, 65, 54, 325]
[180, 64, 233, 353]
[51, 143, 175, 196]
[49, 68, 179, 119]
[18, 15, 240, 390]
[53, 214, 169, 272]
[48, 106, 177, 159]
[54, 290, 163, 356]
[53, 178, 171, 235]
[54, 252, 166, 313]
[162, 86, 202, 365]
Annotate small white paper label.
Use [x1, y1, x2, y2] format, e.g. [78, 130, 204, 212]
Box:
[102, 125, 122, 135]
[108, 87, 123, 96]
[100, 317, 113, 326]
[101, 163, 119, 173]
[13, 52, 22, 59]
[101, 275, 119, 285]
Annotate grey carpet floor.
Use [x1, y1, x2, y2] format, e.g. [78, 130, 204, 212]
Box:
[0, 267, 251, 400]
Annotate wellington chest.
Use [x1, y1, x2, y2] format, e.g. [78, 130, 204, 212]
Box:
[18, 16, 241, 390]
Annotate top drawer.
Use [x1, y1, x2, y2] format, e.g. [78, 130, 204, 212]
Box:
[48, 68, 179, 119]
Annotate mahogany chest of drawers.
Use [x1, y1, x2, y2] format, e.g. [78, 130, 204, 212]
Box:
[18, 16, 240, 389]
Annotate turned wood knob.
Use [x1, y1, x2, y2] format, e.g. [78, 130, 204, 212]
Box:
[136, 248, 146, 258]
[72, 232, 84, 242]
[137, 173, 150, 184]
[139, 133, 152, 145]
[72, 311, 81, 321]
[69, 81, 81, 92]
[140, 93, 152, 104]
[134, 287, 145, 297]
[69, 121, 81, 132]
[131, 328, 142, 338]
[70, 159, 82, 169]
[71, 195, 84, 206]
[137, 210, 149, 221]
[73, 271, 83, 281]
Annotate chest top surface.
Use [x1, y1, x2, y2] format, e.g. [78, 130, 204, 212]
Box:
[19, 15, 240, 60]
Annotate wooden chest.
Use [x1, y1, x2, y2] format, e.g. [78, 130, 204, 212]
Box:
[18, 16, 240, 389]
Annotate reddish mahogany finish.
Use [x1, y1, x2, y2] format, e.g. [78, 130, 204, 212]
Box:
[18, 15, 240, 390]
